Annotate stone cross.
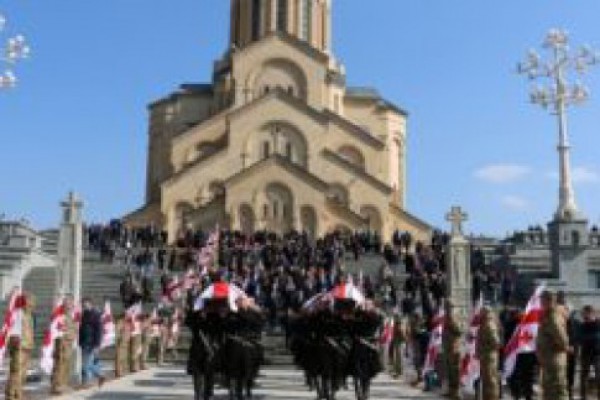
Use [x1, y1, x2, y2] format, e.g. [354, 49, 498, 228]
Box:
[446, 206, 468, 238]
[60, 191, 83, 225]
[445, 205, 472, 327]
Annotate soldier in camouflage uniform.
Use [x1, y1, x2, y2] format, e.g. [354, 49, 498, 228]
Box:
[114, 314, 130, 378]
[50, 296, 77, 395]
[477, 306, 501, 400]
[4, 292, 35, 400]
[5, 337, 23, 400]
[129, 314, 142, 373]
[536, 290, 569, 400]
[442, 299, 462, 400]
[19, 294, 35, 385]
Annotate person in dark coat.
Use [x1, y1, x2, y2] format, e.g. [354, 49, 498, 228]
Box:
[79, 298, 105, 388]
[577, 305, 599, 400]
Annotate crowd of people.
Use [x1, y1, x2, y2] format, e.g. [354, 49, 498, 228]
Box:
[1, 221, 598, 400]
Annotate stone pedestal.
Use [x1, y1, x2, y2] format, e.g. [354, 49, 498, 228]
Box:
[546, 215, 600, 308]
[56, 191, 84, 383]
[445, 206, 472, 326]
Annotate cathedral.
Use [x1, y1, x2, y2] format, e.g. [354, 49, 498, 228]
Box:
[127, 0, 431, 242]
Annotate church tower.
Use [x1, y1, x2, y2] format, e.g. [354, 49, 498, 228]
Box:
[129, 0, 431, 244]
[230, 0, 332, 54]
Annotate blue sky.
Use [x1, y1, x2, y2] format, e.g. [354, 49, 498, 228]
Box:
[1, 1, 599, 236]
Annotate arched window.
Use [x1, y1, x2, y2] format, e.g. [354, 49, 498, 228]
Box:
[285, 142, 293, 160]
[338, 145, 365, 169]
[301, 0, 312, 41]
[277, 0, 288, 31]
[572, 230, 580, 246]
[262, 141, 271, 159]
[251, 0, 262, 41]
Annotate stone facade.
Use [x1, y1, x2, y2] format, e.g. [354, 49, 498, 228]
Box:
[126, 0, 431, 243]
[471, 222, 600, 308]
[0, 221, 56, 298]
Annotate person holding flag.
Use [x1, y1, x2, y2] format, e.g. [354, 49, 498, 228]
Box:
[45, 295, 78, 395]
[476, 306, 502, 400]
[442, 299, 462, 400]
[422, 306, 445, 390]
[503, 285, 544, 400]
[2, 289, 33, 400]
[536, 290, 569, 400]
[126, 302, 143, 373]
[460, 296, 483, 393]
[100, 300, 115, 350]
[114, 313, 131, 378]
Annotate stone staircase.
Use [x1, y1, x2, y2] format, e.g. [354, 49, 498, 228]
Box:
[261, 332, 294, 367]
[3, 235, 395, 365]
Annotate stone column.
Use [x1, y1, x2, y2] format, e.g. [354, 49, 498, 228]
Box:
[293, 206, 302, 232]
[56, 191, 84, 383]
[56, 191, 83, 301]
[269, 0, 277, 32]
[230, 205, 241, 231]
[323, 0, 332, 54]
[445, 206, 471, 326]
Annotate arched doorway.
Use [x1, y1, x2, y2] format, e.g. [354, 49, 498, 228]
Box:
[360, 205, 382, 235]
[300, 205, 318, 238]
[264, 182, 294, 233]
[239, 204, 255, 235]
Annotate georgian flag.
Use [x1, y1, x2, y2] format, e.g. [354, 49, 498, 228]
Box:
[100, 301, 115, 349]
[149, 308, 162, 338]
[40, 297, 67, 374]
[503, 285, 545, 379]
[0, 288, 25, 366]
[193, 282, 246, 312]
[423, 307, 445, 374]
[460, 296, 484, 391]
[380, 317, 395, 346]
[332, 283, 366, 305]
[125, 302, 143, 337]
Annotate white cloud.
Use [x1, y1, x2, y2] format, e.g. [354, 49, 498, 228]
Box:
[474, 164, 531, 184]
[546, 166, 599, 184]
[572, 166, 599, 183]
[501, 195, 529, 211]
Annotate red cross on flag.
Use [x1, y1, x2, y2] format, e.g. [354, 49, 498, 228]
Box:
[503, 285, 545, 379]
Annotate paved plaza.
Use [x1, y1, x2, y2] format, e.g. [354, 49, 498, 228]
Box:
[46, 365, 444, 400]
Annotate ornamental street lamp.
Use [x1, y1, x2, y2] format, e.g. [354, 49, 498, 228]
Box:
[1, 12, 31, 89]
[517, 29, 599, 221]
